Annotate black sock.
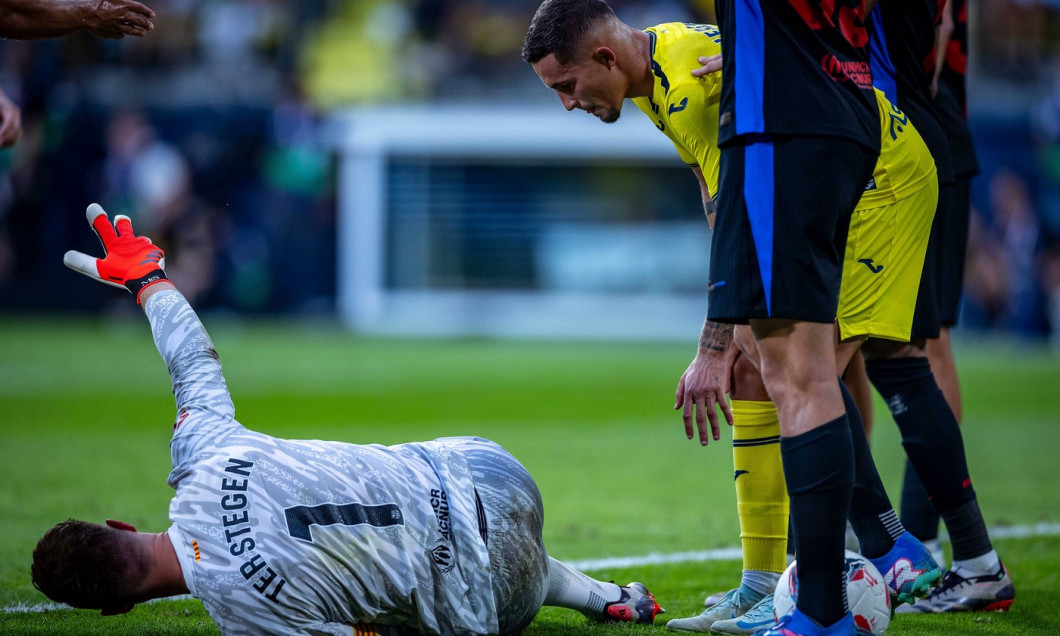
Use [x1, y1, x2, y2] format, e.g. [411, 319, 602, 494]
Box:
[781, 415, 853, 626]
[941, 499, 993, 563]
[866, 357, 992, 560]
[900, 457, 940, 542]
[840, 377, 901, 559]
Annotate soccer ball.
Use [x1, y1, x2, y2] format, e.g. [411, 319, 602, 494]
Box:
[773, 550, 891, 635]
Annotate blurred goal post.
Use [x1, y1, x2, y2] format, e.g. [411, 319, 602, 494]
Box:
[330, 105, 713, 340]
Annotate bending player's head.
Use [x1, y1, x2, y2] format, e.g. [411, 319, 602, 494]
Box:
[31, 519, 149, 614]
[523, 0, 635, 123]
[522, 0, 616, 66]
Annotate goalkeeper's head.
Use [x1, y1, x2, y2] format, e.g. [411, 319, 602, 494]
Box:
[31, 519, 151, 614]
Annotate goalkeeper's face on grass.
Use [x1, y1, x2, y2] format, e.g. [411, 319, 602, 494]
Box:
[533, 51, 625, 123]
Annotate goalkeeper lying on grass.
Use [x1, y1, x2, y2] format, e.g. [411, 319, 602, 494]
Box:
[30, 204, 664, 636]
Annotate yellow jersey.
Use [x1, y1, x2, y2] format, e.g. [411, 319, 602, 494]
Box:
[859, 88, 936, 209]
[632, 23, 935, 211]
[633, 23, 723, 199]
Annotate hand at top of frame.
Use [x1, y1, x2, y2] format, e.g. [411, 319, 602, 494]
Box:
[0, 0, 154, 40]
[83, 0, 156, 39]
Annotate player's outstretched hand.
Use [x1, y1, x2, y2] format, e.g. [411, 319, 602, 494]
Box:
[64, 203, 168, 303]
[86, 0, 156, 39]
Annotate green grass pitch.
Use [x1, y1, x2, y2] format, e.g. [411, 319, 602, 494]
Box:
[1, 316, 1058, 635]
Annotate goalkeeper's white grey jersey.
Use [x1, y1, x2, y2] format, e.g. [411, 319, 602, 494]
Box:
[145, 290, 497, 635]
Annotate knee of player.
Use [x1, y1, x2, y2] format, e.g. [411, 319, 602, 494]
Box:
[764, 361, 835, 395]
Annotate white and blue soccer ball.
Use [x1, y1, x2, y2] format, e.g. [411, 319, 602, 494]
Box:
[773, 550, 891, 635]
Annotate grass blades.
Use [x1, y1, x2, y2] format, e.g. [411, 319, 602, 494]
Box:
[1, 317, 1058, 634]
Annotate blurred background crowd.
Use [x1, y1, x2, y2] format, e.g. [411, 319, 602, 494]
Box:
[2, 0, 1060, 348]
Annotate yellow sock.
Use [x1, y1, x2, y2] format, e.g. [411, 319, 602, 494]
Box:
[732, 399, 788, 574]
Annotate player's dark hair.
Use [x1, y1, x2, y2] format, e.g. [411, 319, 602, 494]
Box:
[31, 520, 146, 611]
[522, 0, 617, 64]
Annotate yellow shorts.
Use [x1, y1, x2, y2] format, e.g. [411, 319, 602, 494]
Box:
[837, 178, 938, 341]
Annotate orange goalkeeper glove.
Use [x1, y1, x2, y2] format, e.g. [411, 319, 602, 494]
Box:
[63, 203, 168, 304]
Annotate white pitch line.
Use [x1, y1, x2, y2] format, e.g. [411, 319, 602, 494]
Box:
[985, 522, 1060, 540]
[566, 546, 744, 572]
[1, 594, 194, 614]
[567, 522, 1060, 572]
[6, 522, 1060, 613]
[1, 602, 64, 614]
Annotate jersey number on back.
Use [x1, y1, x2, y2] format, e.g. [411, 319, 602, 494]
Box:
[788, 0, 869, 48]
[285, 502, 404, 542]
[887, 103, 909, 140]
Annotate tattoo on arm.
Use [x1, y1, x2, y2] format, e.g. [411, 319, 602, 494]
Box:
[699, 319, 734, 352]
[704, 196, 717, 219]
[702, 190, 718, 229]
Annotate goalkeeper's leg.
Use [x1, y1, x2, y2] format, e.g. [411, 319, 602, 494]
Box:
[459, 438, 662, 630]
[545, 558, 663, 624]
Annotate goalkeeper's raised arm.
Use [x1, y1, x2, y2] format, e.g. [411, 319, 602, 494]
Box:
[40, 203, 670, 635]
[64, 204, 240, 465]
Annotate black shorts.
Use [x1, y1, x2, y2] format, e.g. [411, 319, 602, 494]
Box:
[708, 135, 878, 324]
[937, 177, 972, 326]
[910, 178, 970, 336]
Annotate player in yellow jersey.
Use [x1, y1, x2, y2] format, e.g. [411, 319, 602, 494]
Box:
[523, 2, 944, 633]
[631, 23, 723, 203]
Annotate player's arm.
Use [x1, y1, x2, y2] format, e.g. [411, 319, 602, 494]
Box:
[0, 0, 154, 39]
[64, 204, 238, 464]
[674, 166, 731, 443]
[672, 144, 732, 443]
[691, 165, 717, 228]
[675, 313, 737, 445]
[931, 0, 954, 97]
[0, 88, 22, 149]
